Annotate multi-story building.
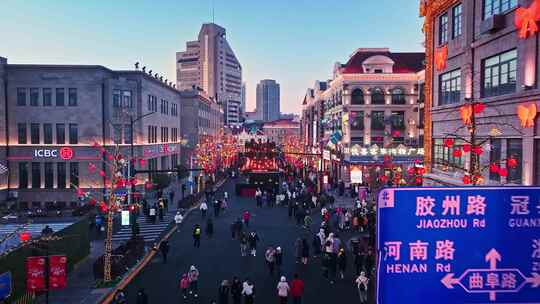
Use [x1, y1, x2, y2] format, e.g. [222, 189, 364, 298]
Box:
[262, 119, 300, 144]
[256, 79, 281, 122]
[241, 82, 247, 117]
[176, 23, 243, 126]
[0, 57, 182, 210]
[301, 48, 425, 186]
[421, 0, 540, 186]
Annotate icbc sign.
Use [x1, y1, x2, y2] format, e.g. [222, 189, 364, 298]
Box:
[34, 147, 74, 160]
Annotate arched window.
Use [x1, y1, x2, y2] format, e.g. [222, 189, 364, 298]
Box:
[351, 89, 364, 105]
[370, 87, 385, 105]
[391, 88, 406, 105]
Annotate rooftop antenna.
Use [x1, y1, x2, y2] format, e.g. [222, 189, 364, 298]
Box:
[211, 0, 215, 23]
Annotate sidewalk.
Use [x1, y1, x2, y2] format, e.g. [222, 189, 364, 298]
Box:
[39, 178, 223, 304]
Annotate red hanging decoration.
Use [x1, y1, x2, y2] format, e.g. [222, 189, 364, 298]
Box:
[107, 154, 114, 161]
[452, 148, 463, 158]
[99, 201, 108, 213]
[507, 158, 518, 169]
[383, 155, 392, 163]
[19, 231, 31, 242]
[98, 170, 106, 177]
[472, 146, 484, 155]
[443, 138, 454, 148]
[87, 163, 97, 173]
[144, 181, 153, 190]
[418, 167, 426, 175]
[407, 167, 415, 175]
[463, 175, 471, 185]
[462, 144, 471, 153]
[515, 0, 540, 39]
[489, 163, 500, 173]
[88, 198, 97, 206]
[76, 188, 85, 197]
[139, 159, 146, 167]
[517, 103, 537, 128]
[473, 103, 486, 114]
[415, 177, 423, 185]
[498, 168, 509, 177]
[460, 105, 473, 125]
[435, 45, 448, 71]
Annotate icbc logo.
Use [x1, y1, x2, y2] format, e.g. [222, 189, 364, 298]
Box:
[59, 147, 74, 160]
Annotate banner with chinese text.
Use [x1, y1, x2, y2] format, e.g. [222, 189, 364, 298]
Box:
[26, 256, 45, 292]
[377, 187, 540, 303]
[48, 255, 67, 290]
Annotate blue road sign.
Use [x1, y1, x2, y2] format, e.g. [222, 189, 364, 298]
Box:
[0, 272, 12, 300]
[377, 187, 540, 304]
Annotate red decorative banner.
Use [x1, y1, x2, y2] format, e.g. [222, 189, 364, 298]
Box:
[48, 255, 67, 290]
[435, 45, 448, 71]
[515, 0, 540, 39]
[26, 256, 46, 292]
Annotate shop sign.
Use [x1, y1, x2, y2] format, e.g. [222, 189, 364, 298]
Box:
[143, 144, 179, 157]
[350, 167, 363, 184]
[349, 144, 424, 157]
[323, 175, 328, 184]
[323, 150, 331, 161]
[33, 147, 74, 160]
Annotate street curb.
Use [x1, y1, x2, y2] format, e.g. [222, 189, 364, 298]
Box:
[98, 178, 227, 304]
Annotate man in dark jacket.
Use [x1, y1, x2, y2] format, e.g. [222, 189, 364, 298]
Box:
[160, 240, 170, 263]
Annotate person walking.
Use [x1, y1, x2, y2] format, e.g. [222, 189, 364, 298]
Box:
[294, 238, 303, 264]
[136, 288, 148, 304]
[337, 248, 347, 279]
[356, 272, 369, 304]
[160, 240, 170, 264]
[242, 210, 251, 228]
[230, 276, 242, 304]
[149, 205, 156, 224]
[158, 199, 164, 221]
[206, 218, 214, 238]
[218, 280, 230, 304]
[242, 279, 255, 304]
[312, 233, 322, 258]
[230, 221, 238, 240]
[301, 238, 310, 265]
[276, 276, 290, 304]
[174, 211, 183, 232]
[214, 199, 221, 217]
[265, 247, 276, 276]
[112, 289, 127, 304]
[193, 224, 202, 248]
[248, 231, 259, 256]
[275, 247, 283, 274]
[240, 232, 248, 257]
[188, 265, 200, 298]
[290, 274, 304, 304]
[200, 201, 208, 218]
[179, 273, 189, 300]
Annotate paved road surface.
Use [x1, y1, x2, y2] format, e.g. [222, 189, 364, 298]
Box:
[125, 180, 372, 303]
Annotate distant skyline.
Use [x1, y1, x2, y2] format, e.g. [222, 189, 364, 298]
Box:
[0, 0, 424, 114]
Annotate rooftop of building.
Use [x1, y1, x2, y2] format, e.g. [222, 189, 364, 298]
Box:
[341, 48, 425, 74]
[263, 119, 300, 128]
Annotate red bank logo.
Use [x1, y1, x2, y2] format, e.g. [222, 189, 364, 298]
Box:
[59, 147, 74, 160]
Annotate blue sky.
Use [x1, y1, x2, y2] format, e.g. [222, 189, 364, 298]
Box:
[0, 0, 424, 114]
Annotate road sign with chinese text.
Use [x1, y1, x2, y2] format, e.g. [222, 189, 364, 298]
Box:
[377, 187, 540, 304]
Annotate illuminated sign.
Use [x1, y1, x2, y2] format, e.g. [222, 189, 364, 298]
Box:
[143, 144, 180, 157]
[349, 144, 424, 157]
[377, 187, 540, 304]
[350, 166, 363, 184]
[323, 150, 331, 161]
[33, 147, 74, 160]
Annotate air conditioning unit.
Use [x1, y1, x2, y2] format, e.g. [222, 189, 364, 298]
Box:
[480, 14, 505, 34]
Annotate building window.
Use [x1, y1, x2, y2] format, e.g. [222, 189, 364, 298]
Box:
[69, 123, 78, 144]
[351, 111, 364, 130]
[391, 88, 406, 105]
[18, 123, 27, 144]
[68, 88, 77, 106]
[124, 124, 132, 144]
[30, 88, 39, 106]
[69, 162, 79, 188]
[489, 139, 502, 182]
[31, 162, 41, 188]
[31, 123, 40, 144]
[161, 156, 168, 170]
[17, 88, 27, 106]
[57, 162, 66, 189]
[391, 111, 406, 131]
[56, 124, 65, 144]
[439, 13, 448, 45]
[482, 49, 517, 98]
[452, 4, 463, 38]
[484, 0, 517, 20]
[418, 108, 425, 129]
[43, 88, 52, 106]
[433, 138, 465, 170]
[19, 162, 28, 189]
[43, 123, 53, 144]
[113, 125, 122, 144]
[56, 88, 65, 106]
[439, 69, 461, 105]
[506, 139, 522, 184]
[44, 162, 53, 189]
[370, 88, 385, 105]
[113, 90, 121, 107]
[371, 111, 385, 130]
[351, 89, 364, 105]
[123, 90, 132, 108]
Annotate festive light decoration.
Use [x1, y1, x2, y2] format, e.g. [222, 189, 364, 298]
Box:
[462, 144, 471, 153]
[19, 231, 31, 242]
[517, 103, 537, 128]
[460, 105, 473, 125]
[490, 163, 500, 173]
[473, 103, 485, 114]
[472, 146, 483, 156]
[435, 45, 448, 71]
[515, 0, 540, 39]
[507, 158, 518, 169]
[498, 168, 509, 177]
[443, 138, 454, 148]
[463, 175, 471, 185]
[452, 148, 463, 158]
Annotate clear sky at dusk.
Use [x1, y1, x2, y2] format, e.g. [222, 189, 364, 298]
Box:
[0, 0, 424, 114]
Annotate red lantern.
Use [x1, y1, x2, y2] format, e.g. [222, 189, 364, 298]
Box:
[144, 181, 153, 190]
[380, 175, 388, 183]
[418, 167, 426, 175]
[407, 167, 415, 175]
[499, 168, 509, 177]
[98, 170, 106, 177]
[473, 103, 485, 114]
[88, 198, 97, 206]
[452, 148, 463, 158]
[472, 146, 484, 155]
[444, 138, 454, 148]
[489, 163, 500, 173]
[462, 144, 471, 153]
[463, 175, 471, 185]
[415, 177, 423, 185]
[87, 163, 97, 173]
[19, 231, 31, 242]
[507, 158, 518, 169]
[99, 202, 108, 213]
[139, 159, 146, 167]
[107, 155, 114, 161]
